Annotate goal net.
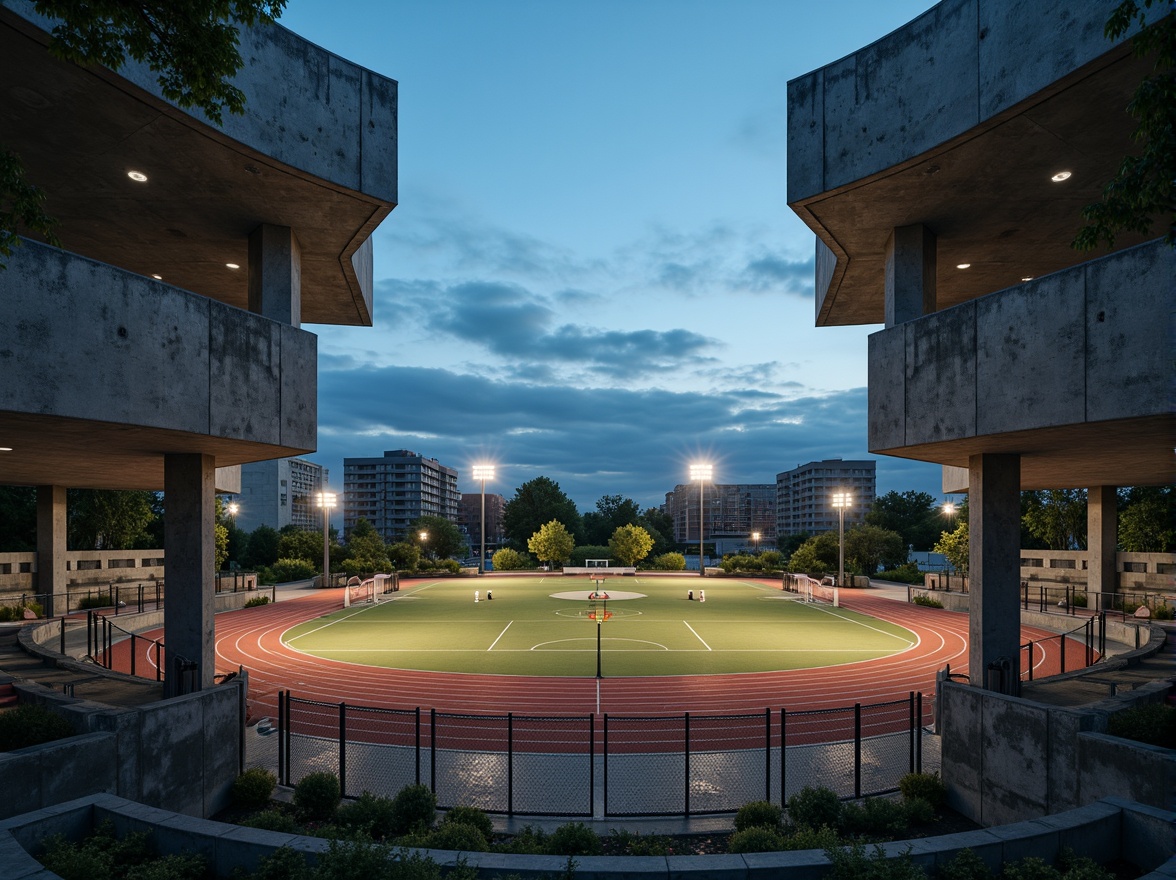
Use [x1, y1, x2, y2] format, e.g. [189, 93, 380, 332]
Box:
[344, 576, 375, 607]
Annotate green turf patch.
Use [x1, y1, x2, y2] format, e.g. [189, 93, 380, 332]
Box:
[281, 576, 915, 676]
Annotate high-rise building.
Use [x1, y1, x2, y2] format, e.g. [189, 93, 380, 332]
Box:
[234, 458, 327, 534]
[775, 460, 876, 537]
[664, 483, 776, 550]
[458, 492, 506, 560]
[343, 450, 460, 543]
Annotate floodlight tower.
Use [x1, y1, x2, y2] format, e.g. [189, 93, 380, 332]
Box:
[472, 464, 495, 574]
[690, 463, 712, 576]
[831, 491, 851, 587]
[316, 490, 336, 588]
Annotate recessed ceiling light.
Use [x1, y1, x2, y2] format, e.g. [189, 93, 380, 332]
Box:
[1051, 170, 1072, 182]
[226, 263, 240, 270]
[0, 447, 12, 452]
[127, 170, 148, 182]
[151, 273, 162, 280]
[956, 263, 971, 269]
[1021, 276, 1034, 282]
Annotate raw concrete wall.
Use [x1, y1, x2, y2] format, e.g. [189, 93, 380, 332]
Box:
[0, 240, 316, 455]
[787, 0, 1164, 203]
[940, 680, 1175, 826]
[868, 240, 1174, 453]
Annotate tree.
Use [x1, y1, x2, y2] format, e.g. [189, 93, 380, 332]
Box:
[277, 529, 322, 564]
[844, 524, 907, 575]
[776, 531, 810, 558]
[502, 477, 582, 548]
[569, 545, 612, 566]
[1074, 0, 1175, 251]
[342, 518, 390, 573]
[3, 1, 286, 267]
[0, 487, 37, 552]
[1022, 490, 1088, 550]
[865, 490, 941, 552]
[67, 489, 155, 550]
[491, 548, 530, 572]
[608, 524, 655, 567]
[242, 524, 279, 570]
[638, 507, 676, 556]
[934, 522, 969, 574]
[409, 514, 465, 562]
[1118, 486, 1176, 551]
[787, 532, 839, 575]
[387, 542, 421, 572]
[582, 495, 642, 545]
[528, 520, 575, 569]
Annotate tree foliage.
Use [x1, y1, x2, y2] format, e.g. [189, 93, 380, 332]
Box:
[608, 523, 655, 567]
[1074, 0, 1175, 251]
[409, 514, 465, 562]
[637, 506, 676, 556]
[386, 541, 420, 572]
[67, 489, 156, 550]
[503, 477, 582, 548]
[277, 528, 322, 564]
[242, 524, 279, 570]
[934, 522, 970, 574]
[343, 518, 389, 573]
[528, 519, 575, 568]
[1118, 486, 1176, 551]
[788, 531, 839, 575]
[491, 547, 530, 572]
[1022, 490, 1088, 551]
[582, 495, 642, 545]
[0, 150, 59, 267]
[844, 524, 907, 575]
[864, 491, 942, 552]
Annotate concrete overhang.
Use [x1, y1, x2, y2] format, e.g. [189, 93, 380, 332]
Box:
[787, 0, 1169, 327]
[0, 3, 398, 326]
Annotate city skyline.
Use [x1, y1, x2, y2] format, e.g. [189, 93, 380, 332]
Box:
[279, 0, 943, 510]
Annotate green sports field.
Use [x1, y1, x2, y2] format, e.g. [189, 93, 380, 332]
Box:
[282, 576, 916, 676]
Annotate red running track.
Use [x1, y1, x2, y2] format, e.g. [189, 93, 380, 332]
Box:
[101, 583, 1089, 725]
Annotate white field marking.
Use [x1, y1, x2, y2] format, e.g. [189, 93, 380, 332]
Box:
[487, 620, 513, 651]
[683, 621, 712, 651]
[295, 646, 896, 653]
[805, 603, 916, 645]
[283, 605, 376, 643]
[531, 638, 669, 651]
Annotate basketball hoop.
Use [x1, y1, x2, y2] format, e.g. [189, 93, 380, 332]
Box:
[587, 593, 610, 678]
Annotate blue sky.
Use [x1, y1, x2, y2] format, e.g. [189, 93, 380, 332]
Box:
[280, 0, 942, 511]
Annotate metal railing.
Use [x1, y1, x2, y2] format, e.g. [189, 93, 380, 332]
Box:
[276, 691, 930, 818]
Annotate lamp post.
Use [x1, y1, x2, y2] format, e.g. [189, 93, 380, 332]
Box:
[831, 491, 850, 587]
[315, 490, 336, 589]
[472, 464, 495, 575]
[690, 463, 712, 577]
[752, 531, 760, 555]
[419, 530, 429, 563]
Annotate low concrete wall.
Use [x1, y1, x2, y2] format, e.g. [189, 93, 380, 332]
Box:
[1, 794, 1173, 880]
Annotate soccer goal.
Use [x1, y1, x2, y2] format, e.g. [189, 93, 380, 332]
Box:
[344, 576, 375, 607]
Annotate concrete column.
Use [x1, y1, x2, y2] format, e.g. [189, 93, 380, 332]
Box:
[1087, 485, 1118, 605]
[247, 224, 302, 327]
[164, 453, 216, 696]
[35, 485, 67, 617]
[884, 223, 937, 327]
[968, 453, 1021, 693]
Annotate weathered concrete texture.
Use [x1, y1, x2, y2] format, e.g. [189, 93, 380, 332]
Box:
[975, 271, 1085, 435]
[969, 453, 1021, 690]
[867, 330, 906, 451]
[979, 696, 1050, 825]
[0, 733, 118, 819]
[903, 303, 976, 446]
[35, 486, 65, 617]
[248, 224, 302, 328]
[885, 224, 937, 328]
[1084, 242, 1175, 423]
[164, 453, 216, 694]
[1087, 487, 1117, 599]
[279, 322, 318, 452]
[1076, 733, 1176, 813]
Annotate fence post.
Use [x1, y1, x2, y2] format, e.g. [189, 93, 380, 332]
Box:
[853, 703, 862, 799]
[589, 713, 595, 819]
[339, 702, 347, 799]
[415, 707, 421, 785]
[507, 713, 514, 817]
[1022, 581, 1028, 609]
[780, 708, 786, 805]
[1026, 642, 1034, 681]
[603, 713, 610, 817]
[1060, 632, 1066, 673]
[909, 692, 916, 773]
[60, 617, 65, 656]
[764, 708, 771, 802]
[916, 693, 923, 773]
[1099, 611, 1106, 655]
[684, 712, 690, 818]
[430, 709, 436, 793]
[278, 691, 287, 786]
[130, 633, 136, 677]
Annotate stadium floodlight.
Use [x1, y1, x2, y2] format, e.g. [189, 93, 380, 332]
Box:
[472, 464, 496, 575]
[831, 491, 851, 587]
[752, 530, 760, 554]
[227, 502, 239, 517]
[690, 463, 713, 577]
[419, 530, 429, 562]
[316, 490, 336, 589]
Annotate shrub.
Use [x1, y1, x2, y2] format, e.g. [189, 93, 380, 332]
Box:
[728, 825, 788, 853]
[938, 848, 995, 880]
[246, 846, 313, 880]
[0, 703, 75, 751]
[1058, 849, 1116, 880]
[607, 829, 673, 856]
[826, 841, 925, 880]
[241, 809, 303, 834]
[787, 785, 843, 830]
[1153, 603, 1174, 620]
[898, 771, 946, 808]
[1000, 856, 1062, 880]
[734, 800, 784, 832]
[39, 821, 206, 880]
[391, 783, 437, 835]
[902, 796, 936, 826]
[1107, 702, 1176, 748]
[912, 594, 944, 608]
[271, 557, 319, 583]
[649, 552, 686, 571]
[841, 796, 909, 838]
[493, 824, 547, 854]
[441, 805, 494, 841]
[335, 791, 398, 840]
[721, 553, 763, 573]
[244, 594, 271, 608]
[491, 548, 529, 572]
[420, 821, 488, 852]
[76, 594, 112, 610]
[875, 563, 924, 584]
[232, 767, 276, 810]
[781, 823, 843, 851]
[293, 771, 341, 822]
[1071, 592, 1088, 608]
[546, 821, 603, 856]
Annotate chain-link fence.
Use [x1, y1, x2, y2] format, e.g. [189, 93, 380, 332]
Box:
[277, 692, 930, 818]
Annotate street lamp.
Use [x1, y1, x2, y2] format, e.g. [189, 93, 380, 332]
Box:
[752, 531, 760, 554]
[831, 491, 851, 588]
[472, 464, 495, 575]
[942, 501, 957, 525]
[690, 463, 712, 577]
[419, 530, 429, 562]
[227, 502, 239, 518]
[315, 490, 336, 589]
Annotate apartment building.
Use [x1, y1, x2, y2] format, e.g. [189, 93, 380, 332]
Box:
[776, 459, 876, 537]
[664, 483, 776, 550]
[343, 450, 460, 543]
[235, 458, 328, 534]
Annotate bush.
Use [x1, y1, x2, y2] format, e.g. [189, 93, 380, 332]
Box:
[721, 553, 763, 573]
[734, 800, 784, 832]
[546, 821, 603, 856]
[1058, 849, 1116, 880]
[491, 548, 529, 572]
[841, 796, 909, 838]
[244, 594, 271, 608]
[1153, 603, 1174, 620]
[728, 825, 788, 853]
[241, 809, 303, 834]
[1000, 856, 1062, 880]
[787, 785, 842, 830]
[0, 703, 75, 751]
[441, 805, 494, 841]
[938, 848, 995, 880]
[826, 841, 925, 880]
[335, 791, 398, 840]
[39, 821, 206, 880]
[912, 594, 944, 608]
[898, 771, 946, 808]
[232, 767, 276, 810]
[1107, 702, 1176, 749]
[270, 557, 319, 583]
[493, 824, 547, 855]
[902, 796, 936, 826]
[293, 771, 341, 822]
[418, 821, 488, 852]
[1071, 592, 1088, 608]
[780, 823, 843, 851]
[875, 563, 924, 584]
[606, 829, 673, 856]
[648, 552, 686, 571]
[76, 594, 113, 610]
[390, 783, 437, 835]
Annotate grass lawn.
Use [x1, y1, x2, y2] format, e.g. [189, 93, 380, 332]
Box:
[281, 575, 916, 676]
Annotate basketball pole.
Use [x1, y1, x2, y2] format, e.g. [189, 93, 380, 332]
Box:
[596, 615, 602, 678]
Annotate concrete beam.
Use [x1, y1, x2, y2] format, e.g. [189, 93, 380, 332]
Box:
[1087, 486, 1118, 599]
[968, 452, 1021, 692]
[885, 224, 937, 327]
[248, 225, 302, 328]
